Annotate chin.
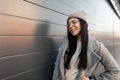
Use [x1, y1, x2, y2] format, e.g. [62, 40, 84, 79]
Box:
[72, 34, 77, 36]
[71, 32, 78, 36]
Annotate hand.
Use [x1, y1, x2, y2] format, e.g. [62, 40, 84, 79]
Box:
[81, 77, 89, 80]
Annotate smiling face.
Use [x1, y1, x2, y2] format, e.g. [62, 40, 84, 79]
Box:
[68, 17, 81, 36]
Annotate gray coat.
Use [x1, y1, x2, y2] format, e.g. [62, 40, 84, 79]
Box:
[52, 36, 120, 80]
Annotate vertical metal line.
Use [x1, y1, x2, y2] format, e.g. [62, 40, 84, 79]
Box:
[112, 11, 115, 58]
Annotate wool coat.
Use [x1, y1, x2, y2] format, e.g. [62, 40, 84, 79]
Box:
[52, 36, 120, 80]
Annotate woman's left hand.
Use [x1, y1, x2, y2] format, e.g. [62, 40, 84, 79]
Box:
[81, 77, 89, 80]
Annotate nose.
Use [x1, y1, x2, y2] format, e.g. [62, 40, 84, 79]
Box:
[69, 24, 74, 31]
[69, 23, 74, 28]
[69, 25, 72, 30]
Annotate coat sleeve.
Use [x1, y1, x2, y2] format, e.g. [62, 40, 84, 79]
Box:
[52, 46, 62, 80]
[93, 42, 120, 80]
[52, 37, 67, 80]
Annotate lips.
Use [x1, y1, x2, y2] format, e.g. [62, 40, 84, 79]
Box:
[70, 30, 73, 33]
[70, 29, 75, 33]
[70, 30, 76, 35]
[69, 28, 74, 31]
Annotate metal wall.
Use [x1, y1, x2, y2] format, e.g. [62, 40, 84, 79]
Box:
[0, 0, 120, 80]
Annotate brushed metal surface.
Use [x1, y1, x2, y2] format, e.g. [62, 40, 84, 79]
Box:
[0, 50, 57, 79]
[0, 0, 67, 25]
[0, 15, 66, 36]
[0, 0, 120, 80]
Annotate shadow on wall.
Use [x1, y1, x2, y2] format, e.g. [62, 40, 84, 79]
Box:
[33, 22, 56, 80]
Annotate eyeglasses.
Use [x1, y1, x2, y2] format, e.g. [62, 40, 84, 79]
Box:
[66, 20, 80, 27]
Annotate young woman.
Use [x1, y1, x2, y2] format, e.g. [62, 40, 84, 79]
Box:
[52, 11, 120, 80]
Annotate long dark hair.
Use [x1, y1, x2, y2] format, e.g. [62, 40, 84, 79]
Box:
[64, 17, 88, 70]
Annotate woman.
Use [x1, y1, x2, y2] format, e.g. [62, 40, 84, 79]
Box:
[52, 11, 120, 80]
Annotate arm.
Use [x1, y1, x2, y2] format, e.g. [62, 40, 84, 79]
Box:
[94, 42, 120, 80]
[52, 37, 67, 80]
[52, 47, 62, 80]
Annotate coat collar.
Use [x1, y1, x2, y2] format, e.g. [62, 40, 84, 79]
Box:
[60, 36, 101, 79]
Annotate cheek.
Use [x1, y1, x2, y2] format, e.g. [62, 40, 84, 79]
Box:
[77, 26, 81, 32]
[79, 27, 81, 32]
[77, 28, 81, 34]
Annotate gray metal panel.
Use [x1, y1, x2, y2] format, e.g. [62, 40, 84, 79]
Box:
[114, 14, 120, 66]
[0, 0, 66, 79]
[0, 0, 120, 80]
[25, 0, 76, 14]
[0, 36, 63, 57]
[3, 64, 54, 80]
[0, 0, 67, 25]
[0, 13, 66, 36]
[0, 50, 57, 79]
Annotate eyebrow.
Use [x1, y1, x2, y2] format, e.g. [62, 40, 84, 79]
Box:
[68, 19, 79, 23]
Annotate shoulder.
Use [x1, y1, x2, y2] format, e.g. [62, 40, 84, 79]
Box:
[61, 36, 68, 46]
[59, 36, 68, 50]
[88, 36, 101, 51]
[88, 36, 110, 56]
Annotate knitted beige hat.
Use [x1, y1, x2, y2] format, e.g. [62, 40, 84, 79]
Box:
[68, 11, 88, 25]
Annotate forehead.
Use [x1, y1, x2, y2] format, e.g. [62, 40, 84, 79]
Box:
[68, 17, 79, 23]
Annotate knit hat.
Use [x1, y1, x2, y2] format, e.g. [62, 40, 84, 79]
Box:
[68, 11, 88, 25]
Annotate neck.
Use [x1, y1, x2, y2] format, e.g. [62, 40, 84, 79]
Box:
[77, 35, 81, 41]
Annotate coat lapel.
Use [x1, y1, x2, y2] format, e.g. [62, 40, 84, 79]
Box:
[60, 36, 102, 79]
[85, 36, 101, 76]
[86, 49, 101, 76]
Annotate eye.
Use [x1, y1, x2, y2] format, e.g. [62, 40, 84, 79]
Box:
[68, 21, 77, 25]
[72, 21, 77, 24]
[67, 20, 79, 26]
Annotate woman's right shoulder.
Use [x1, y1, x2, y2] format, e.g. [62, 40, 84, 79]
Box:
[59, 36, 68, 50]
[63, 36, 68, 42]
[60, 36, 68, 46]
